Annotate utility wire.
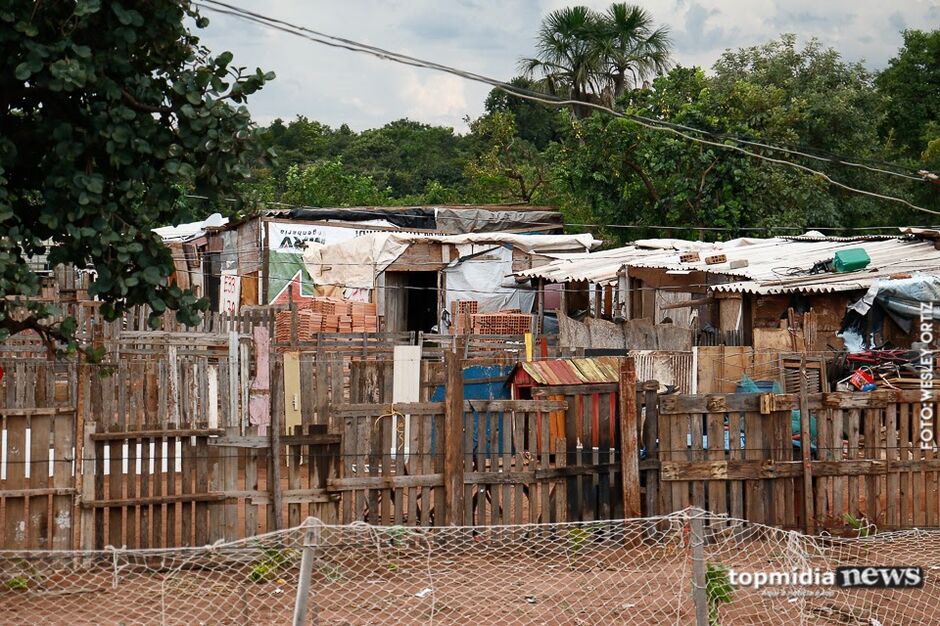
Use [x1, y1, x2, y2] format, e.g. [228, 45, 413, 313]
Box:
[196, 0, 937, 216]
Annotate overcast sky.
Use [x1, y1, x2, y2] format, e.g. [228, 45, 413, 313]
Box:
[198, 0, 939, 133]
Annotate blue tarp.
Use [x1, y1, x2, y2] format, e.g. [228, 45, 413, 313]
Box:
[431, 364, 514, 455]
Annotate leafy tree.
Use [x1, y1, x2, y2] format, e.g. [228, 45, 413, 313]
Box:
[341, 119, 467, 197]
[281, 159, 392, 207]
[484, 76, 564, 150]
[521, 5, 602, 115]
[876, 29, 940, 159]
[549, 36, 908, 242]
[0, 0, 272, 349]
[250, 117, 469, 202]
[464, 111, 548, 204]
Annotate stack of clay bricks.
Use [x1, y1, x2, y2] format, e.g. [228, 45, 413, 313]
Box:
[450, 300, 478, 334]
[470, 311, 534, 335]
[275, 297, 378, 342]
[349, 301, 378, 333]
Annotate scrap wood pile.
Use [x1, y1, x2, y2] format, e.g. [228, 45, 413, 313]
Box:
[837, 349, 935, 391]
[275, 297, 378, 343]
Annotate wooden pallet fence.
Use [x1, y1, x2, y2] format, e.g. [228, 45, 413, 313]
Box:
[532, 382, 626, 522]
[644, 389, 940, 531]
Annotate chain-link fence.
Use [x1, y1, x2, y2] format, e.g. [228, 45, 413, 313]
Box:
[0, 509, 938, 625]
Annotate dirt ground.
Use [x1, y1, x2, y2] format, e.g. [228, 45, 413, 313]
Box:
[1, 533, 938, 625]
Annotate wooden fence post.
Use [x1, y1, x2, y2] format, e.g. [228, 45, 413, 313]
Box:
[799, 357, 815, 534]
[270, 358, 284, 531]
[619, 358, 641, 518]
[443, 348, 465, 525]
[73, 359, 88, 552]
[642, 380, 660, 517]
[79, 421, 96, 552]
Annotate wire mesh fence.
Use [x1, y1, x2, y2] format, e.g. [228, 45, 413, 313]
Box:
[0, 508, 938, 625]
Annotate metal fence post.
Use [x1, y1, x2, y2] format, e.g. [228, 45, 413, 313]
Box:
[293, 517, 321, 626]
[690, 508, 708, 626]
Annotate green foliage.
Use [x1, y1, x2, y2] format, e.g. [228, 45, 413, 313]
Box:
[0, 0, 271, 349]
[876, 29, 940, 159]
[705, 563, 733, 626]
[843, 513, 872, 537]
[464, 111, 548, 204]
[547, 35, 920, 243]
[282, 159, 392, 207]
[5, 576, 29, 591]
[247, 546, 294, 583]
[484, 76, 564, 150]
[252, 117, 469, 202]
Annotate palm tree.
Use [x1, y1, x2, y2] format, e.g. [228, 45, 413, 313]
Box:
[519, 6, 604, 116]
[597, 3, 672, 102]
[520, 3, 672, 114]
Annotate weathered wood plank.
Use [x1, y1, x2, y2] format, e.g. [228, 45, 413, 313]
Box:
[83, 494, 227, 508]
[443, 351, 465, 525]
[91, 429, 225, 441]
[620, 359, 641, 518]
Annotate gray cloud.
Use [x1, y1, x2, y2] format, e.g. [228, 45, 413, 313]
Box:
[673, 3, 740, 55]
[196, 0, 938, 132]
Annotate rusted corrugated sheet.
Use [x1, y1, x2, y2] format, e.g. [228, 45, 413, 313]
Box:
[519, 357, 622, 386]
[629, 350, 695, 394]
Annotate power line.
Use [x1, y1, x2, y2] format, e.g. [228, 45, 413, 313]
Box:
[196, 0, 938, 216]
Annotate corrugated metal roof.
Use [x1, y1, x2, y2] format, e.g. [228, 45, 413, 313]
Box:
[517, 357, 622, 385]
[516, 232, 940, 294]
[630, 237, 940, 295]
[515, 241, 724, 285]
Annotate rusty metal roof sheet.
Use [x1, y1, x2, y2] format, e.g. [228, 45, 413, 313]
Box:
[517, 357, 622, 385]
[628, 237, 940, 295]
[515, 242, 720, 285]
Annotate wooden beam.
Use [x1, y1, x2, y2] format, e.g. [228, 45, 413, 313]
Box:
[464, 399, 567, 413]
[90, 429, 225, 441]
[0, 407, 75, 417]
[269, 358, 284, 531]
[659, 459, 912, 480]
[532, 383, 619, 397]
[620, 358, 641, 518]
[660, 297, 713, 310]
[0, 488, 76, 498]
[443, 348, 465, 525]
[83, 494, 226, 508]
[331, 402, 445, 417]
[209, 434, 341, 448]
[798, 357, 815, 534]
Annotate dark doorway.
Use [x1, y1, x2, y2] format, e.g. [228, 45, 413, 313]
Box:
[384, 271, 438, 332]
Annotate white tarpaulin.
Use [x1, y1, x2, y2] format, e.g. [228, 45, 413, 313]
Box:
[443, 245, 536, 314]
[153, 212, 227, 242]
[302, 231, 602, 293]
[302, 232, 413, 291]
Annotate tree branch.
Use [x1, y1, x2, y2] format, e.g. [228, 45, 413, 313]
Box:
[121, 89, 172, 114]
[623, 157, 660, 202]
[0, 314, 71, 357]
